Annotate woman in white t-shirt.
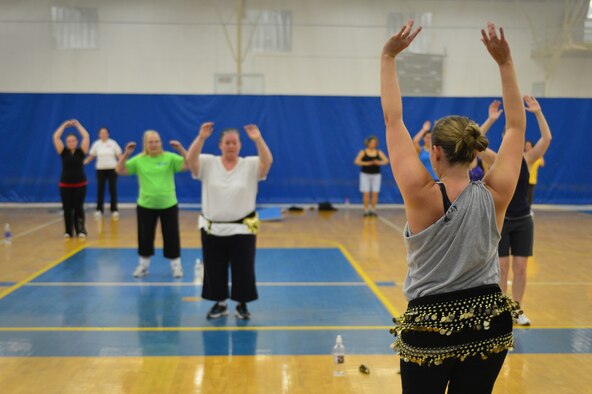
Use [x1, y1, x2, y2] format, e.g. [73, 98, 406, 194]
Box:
[85, 127, 123, 219]
[186, 122, 273, 320]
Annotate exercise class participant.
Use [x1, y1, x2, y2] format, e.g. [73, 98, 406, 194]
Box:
[354, 135, 389, 217]
[186, 122, 273, 320]
[381, 21, 524, 393]
[412, 120, 438, 180]
[116, 130, 188, 279]
[53, 119, 90, 239]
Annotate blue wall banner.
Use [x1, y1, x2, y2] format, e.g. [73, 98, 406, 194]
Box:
[0, 93, 589, 204]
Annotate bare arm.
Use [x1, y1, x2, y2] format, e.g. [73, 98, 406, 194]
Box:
[480, 100, 503, 136]
[115, 142, 136, 176]
[84, 155, 96, 165]
[186, 122, 214, 178]
[377, 150, 390, 165]
[169, 140, 189, 171]
[72, 120, 90, 154]
[478, 100, 504, 165]
[52, 120, 72, 154]
[412, 121, 431, 154]
[244, 124, 273, 179]
[381, 21, 433, 207]
[523, 96, 552, 166]
[480, 23, 526, 226]
[354, 150, 367, 166]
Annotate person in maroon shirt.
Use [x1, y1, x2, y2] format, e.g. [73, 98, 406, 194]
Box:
[52, 119, 90, 239]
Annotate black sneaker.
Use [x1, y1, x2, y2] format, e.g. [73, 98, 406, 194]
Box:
[235, 303, 251, 320]
[207, 302, 228, 319]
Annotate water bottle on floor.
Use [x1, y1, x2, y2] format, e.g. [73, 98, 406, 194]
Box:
[4, 223, 11, 244]
[332, 335, 345, 377]
[194, 258, 203, 284]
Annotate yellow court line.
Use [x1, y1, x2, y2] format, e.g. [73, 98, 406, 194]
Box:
[0, 243, 87, 300]
[335, 242, 400, 317]
[0, 325, 392, 332]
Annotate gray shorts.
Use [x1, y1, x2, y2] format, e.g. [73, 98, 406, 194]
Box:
[360, 173, 381, 193]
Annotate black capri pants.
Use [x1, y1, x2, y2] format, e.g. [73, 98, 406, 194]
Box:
[136, 204, 180, 259]
[200, 229, 258, 303]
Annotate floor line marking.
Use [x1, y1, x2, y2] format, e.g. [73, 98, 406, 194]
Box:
[26, 281, 368, 287]
[2, 217, 62, 242]
[377, 216, 405, 233]
[0, 325, 393, 332]
[335, 243, 400, 317]
[0, 244, 87, 300]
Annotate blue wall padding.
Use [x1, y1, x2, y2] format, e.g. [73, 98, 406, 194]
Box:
[0, 93, 589, 204]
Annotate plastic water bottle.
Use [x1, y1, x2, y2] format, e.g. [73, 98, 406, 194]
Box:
[194, 258, 203, 284]
[344, 197, 350, 209]
[332, 335, 345, 377]
[4, 223, 11, 244]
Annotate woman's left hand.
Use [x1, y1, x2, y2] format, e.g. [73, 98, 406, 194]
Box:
[169, 140, 182, 150]
[244, 124, 262, 141]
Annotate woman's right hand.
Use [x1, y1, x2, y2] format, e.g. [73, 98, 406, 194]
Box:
[198, 122, 214, 140]
[124, 142, 136, 155]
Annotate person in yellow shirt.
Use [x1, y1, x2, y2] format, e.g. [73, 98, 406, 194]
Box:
[525, 140, 545, 206]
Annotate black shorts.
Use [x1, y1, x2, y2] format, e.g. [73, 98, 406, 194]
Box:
[498, 214, 533, 257]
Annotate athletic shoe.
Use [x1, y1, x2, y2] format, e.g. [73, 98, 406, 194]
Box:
[111, 211, 120, 220]
[133, 263, 149, 278]
[207, 302, 229, 319]
[363, 211, 370, 217]
[94, 211, 102, 219]
[171, 260, 184, 279]
[64, 233, 71, 239]
[369, 211, 378, 217]
[235, 303, 251, 320]
[515, 313, 531, 326]
[78, 232, 87, 240]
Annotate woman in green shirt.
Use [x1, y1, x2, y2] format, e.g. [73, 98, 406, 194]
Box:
[116, 130, 188, 278]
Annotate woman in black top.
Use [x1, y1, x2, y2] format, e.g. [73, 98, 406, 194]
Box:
[354, 135, 389, 216]
[52, 119, 90, 239]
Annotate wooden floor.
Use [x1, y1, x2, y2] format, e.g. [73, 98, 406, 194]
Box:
[0, 206, 591, 393]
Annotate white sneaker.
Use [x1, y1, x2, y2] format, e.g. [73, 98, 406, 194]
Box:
[64, 233, 71, 239]
[78, 232, 87, 240]
[94, 211, 102, 219]
[515, 313, 531, 326]
[133, 263, 149, 278]
[171, 261, 184, 278]
[111, 211, 120, 220]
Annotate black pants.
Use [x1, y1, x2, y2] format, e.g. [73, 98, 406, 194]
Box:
[96, 169, 118, 213]
[60, 186, 87, 236]
[200, 229, 258, 303]
[137, 204, 180, 259]
[400, 350, 507, 393]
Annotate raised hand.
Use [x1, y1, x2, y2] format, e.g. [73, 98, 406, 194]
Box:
[422, 120, 431, 131]
[489, 100, 504, 120]
[169, 140, 182, 150]
[198, 122, 214, 140]
[382, 19, 422, 58]
[481, 22, 511, 65]
[124, 142, 136, 155]
[244, 124, 262, 141]
[524, 95, 541, 113]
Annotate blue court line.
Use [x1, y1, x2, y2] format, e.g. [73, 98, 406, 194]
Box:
[0, 282, 16, 286]
[0, 329, 589, 357]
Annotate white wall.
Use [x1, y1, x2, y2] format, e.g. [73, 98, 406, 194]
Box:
[0, 0, 590, 97]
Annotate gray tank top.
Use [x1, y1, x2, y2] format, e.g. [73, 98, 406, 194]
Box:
[403, 181, 501, 301]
